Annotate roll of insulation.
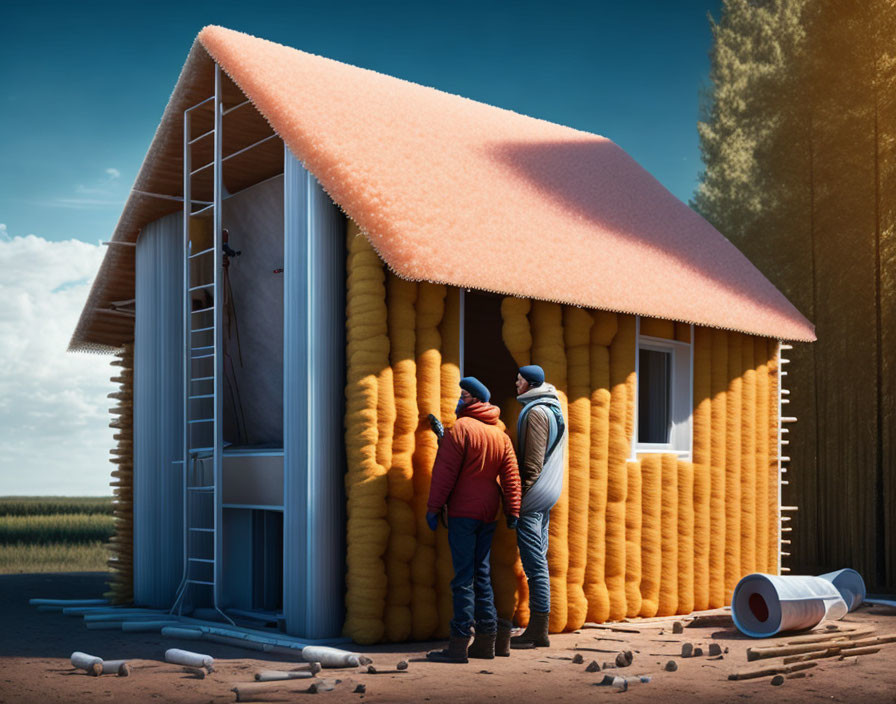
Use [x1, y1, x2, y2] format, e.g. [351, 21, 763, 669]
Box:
[731, 573, 851, 637]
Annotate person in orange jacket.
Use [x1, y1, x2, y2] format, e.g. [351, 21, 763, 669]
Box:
[425, 376, 521, 663]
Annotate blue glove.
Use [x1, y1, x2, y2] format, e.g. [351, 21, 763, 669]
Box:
[426, 511, 439, 531]
[506, 516, 518, 531]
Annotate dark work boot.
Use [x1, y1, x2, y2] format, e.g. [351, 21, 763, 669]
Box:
[510, 611, 550, 649]
[426, 635, 471, 663]
[467, 631, 496, 659]
[495, 619, 512, 657]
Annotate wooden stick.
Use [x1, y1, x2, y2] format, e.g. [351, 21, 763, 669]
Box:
[769, 627, 874, 647]
[747, 633, 896, 661]
[728, 661, 817, 681]
[583, 623, 641, 634]
[784, 644, 885, 664]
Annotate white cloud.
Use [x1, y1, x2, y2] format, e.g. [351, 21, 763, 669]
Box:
[0, 224, 7, 241]
[105, 168, 121, 180]
[0, 231, 116, 495]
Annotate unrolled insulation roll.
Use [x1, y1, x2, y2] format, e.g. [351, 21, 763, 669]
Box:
[725, 333, 743, 602]
[344, 228, 390, 644]
[384, 274, 418, 642]
[755, 341, 770, 575]
[410, 282, 446, 640]
[677, 461, 695, 615]
[435, 287, 461, 637]
[563, 306, 593, 630]
[693, 462, 711, 612]
[767, 346, 780, 574]
[624, 460, 642, 617]
[731, 573, 857, 638]
[605, 314, 635, 621]
[637, 454, 662, 617]
[708, 328, 728, 607]
[584, 311, 616, 624]
[656, 453, 679, 616]
[740, 336, 757, 576]
[531, 301, 569, 632]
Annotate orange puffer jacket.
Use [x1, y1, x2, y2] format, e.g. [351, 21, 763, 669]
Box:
[426, 401, 521, 522]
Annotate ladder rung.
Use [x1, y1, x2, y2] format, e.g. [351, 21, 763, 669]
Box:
[188, 418, 214, 424]
[192, 306, 214, 315]
[189, 394, 214, 400]
[189, 557, 215, 564]
[186, 579, 215, 586]
[192, 326, 214, 334]
[192, 345, 214, 352]
[189, 247, 215, 259]
[192, 353, 214, 360]
[222, 134, 278, 163]
[189, 447, 215, 454]
[190, 203, 214, 217]
[189, 283, 214, 292]
[223, 99, 251, 115]
[189, 528, 214, 532]
[191, 376, 214, 382]
[185, 96, 214, 113]
[190, 161, 213, 177]
[188, 128, 215, 145]
[172, 460, 185, 464]
[188, 485, 215, 491]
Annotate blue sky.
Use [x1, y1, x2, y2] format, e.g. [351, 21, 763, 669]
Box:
[1, 0, 722, 245]
[0, 0, 723, 494]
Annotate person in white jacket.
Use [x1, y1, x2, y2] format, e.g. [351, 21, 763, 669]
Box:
[510, 364, 566, 649]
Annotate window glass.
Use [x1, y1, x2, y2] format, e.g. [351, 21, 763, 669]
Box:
[638, 348, 671, 444]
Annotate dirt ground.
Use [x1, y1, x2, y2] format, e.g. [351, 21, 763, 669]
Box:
[0, 573, 894, 704]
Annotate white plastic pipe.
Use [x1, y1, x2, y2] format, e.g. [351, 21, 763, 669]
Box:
[165, 648, 214, 669]
[732, 570, 866, 638]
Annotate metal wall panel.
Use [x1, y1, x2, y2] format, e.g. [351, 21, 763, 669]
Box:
[283, 147, 347, 638]
[134, 211, 185, 608]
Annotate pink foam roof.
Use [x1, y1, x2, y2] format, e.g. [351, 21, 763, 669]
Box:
[198, 26, 814, 341]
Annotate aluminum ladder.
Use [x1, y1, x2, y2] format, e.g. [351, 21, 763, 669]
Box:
[171, 64, 231, 622]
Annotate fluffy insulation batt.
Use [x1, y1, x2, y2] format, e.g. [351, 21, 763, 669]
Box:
[584, 312, 616, 623]
[725, 334, 743, 602]
[193, 26, 815, 344]
[709, 329, 729, 608]
[605, 315, 635, 621]
[344, 230, 390, 644]
[384, 275, 417, 642]
[740, 337, 757, 576]
[530, 302, 570, 633]
[410, 283, 446, 640]
[624, 460, 643, 617]
[563, 307, 594, 630]
[767, 348, 780, 574]
[638, 454, 662, 618]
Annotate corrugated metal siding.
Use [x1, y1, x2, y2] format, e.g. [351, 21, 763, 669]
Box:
[283, 148, 346, 638]
[134, 211, 184, 607]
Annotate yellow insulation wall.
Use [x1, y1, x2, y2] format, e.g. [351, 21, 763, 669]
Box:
[343, 243, 784, 639]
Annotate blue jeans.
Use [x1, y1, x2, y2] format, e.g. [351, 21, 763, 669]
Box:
[447, 517, 498, 637]
[517, 511, 551, 613]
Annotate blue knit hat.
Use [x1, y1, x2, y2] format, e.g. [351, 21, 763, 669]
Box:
[518, 365, 545, 387]
[460, 376, 490, 403]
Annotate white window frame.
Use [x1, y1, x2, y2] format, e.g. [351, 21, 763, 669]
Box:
[631, 316, 694, 460]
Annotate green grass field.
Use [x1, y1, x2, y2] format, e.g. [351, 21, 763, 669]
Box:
[0, 497, 115, 574]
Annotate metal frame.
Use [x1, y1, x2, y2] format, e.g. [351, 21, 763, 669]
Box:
[171, 64, 231, 623]
[631, 316, 694, 461]
[777, 341, 795, 574]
